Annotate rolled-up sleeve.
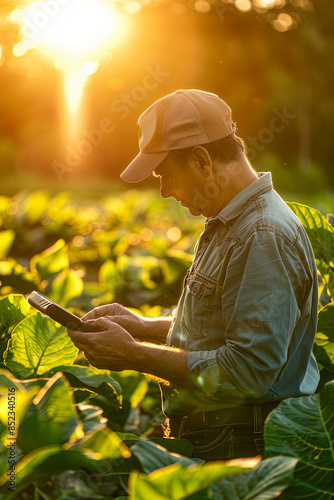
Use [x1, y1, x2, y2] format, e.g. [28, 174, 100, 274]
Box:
[187, 230, 304, 400]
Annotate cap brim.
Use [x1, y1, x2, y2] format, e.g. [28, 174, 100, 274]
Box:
[120, 150, 169, 183]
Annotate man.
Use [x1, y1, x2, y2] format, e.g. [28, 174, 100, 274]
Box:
[68, 89, 320, 461]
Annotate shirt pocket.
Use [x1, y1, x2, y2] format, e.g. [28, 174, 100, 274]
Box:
[181, 275, 216, 340]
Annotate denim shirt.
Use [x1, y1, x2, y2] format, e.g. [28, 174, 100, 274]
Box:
[161, 172, 320, 417]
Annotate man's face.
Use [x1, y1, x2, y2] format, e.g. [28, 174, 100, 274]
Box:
[153, 154, 209, 217]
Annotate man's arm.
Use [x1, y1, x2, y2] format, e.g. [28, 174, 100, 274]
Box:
[67, 316, 194, 388]
[132, 342, 192, 387]
[129, 316, 172, 344]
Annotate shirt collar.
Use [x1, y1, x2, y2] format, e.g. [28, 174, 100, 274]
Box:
[206, 172, 273, 226]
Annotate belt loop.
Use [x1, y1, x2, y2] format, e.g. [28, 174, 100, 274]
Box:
[178, 416, 188, 437]
[252, 405, 262, 434]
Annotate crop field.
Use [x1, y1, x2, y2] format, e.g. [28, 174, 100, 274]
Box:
[0, 190, 333, 499]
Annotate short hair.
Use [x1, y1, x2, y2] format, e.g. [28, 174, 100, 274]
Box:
[168, 133, 247, 167]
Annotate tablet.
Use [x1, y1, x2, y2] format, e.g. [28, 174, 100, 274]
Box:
[27, 291, 98, 332]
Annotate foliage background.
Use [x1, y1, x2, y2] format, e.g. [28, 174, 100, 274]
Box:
[0, 196, 333, 500]
[0, 0, 333, 202]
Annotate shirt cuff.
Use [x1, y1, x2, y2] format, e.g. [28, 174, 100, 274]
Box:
[188, 350, 243, 399]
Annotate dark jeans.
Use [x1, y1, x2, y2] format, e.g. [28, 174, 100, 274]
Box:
[182, 423, 265, 462]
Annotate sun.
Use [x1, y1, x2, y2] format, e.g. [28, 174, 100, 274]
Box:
[12, 0, 127, 57]
[11, 0, 129, 140]
[35, 0, 115, 53]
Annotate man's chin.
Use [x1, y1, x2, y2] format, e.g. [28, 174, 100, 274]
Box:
[181, 201, 202, 216]
[188, 206, 202, 216]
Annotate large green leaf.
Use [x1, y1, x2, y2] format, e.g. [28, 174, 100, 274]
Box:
[314, 303, 334, 372]
[15, 373, 80, 454]
[0, 230, 15, 260]
[74, 427, 131, 460]
[0, 294, 36, 363]
[128, 456, 297, 500]
[110, 439, 198, 480]
[131, 440, 201, 473]
[214, 456, 298, 500]
[0, 369, 22, 393]
[110, 370, 148, 407]
[30, 239, 69, 281]
[0, 374, 39, 447]
[77, 404, 105, 433]
[286, 202, 334, 262]
[287, 202, 334, 297]
[128, 455, 255, 500]
[317, 259, 334, 302]
[0, 445, 62, 499]
[49, 365, 122, 410]
[104, 370, 149, 428]
[0, 295, 35, 340]
[0, 444, 105, 500]
[3, 312, 78, 379]
[264, 382, 334, 498]
[72, 388, 98, 405]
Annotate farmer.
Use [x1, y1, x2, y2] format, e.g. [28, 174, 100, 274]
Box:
[68, 89, 320, 461]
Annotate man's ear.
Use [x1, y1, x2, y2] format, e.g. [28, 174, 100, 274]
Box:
[191, 146, 212, 176]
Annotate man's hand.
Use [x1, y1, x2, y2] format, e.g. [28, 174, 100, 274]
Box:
[67, 317, 138, 371]
[82, 303, 171, 344]
[67, 316, 193, 388]
[82, 304, 146, 338]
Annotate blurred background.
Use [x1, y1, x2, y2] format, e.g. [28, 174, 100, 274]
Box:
[1, 4, 333, 494]
[0, 0, 333, 205]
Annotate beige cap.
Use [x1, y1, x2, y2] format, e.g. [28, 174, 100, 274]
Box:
[120, 89, 237, 183]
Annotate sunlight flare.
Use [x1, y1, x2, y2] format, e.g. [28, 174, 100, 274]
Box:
[12, 0, 124, 56]
[65, 60, 99, 125]
[11, 0, 128, 140]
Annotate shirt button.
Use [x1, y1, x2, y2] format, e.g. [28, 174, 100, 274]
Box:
[204, 236, 210, 243]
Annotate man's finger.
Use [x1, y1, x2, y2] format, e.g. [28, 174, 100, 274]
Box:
[109, 316, 136, 334]
[86, 317, 114, 329]
[67, 320, 102, 342]
[82, 305, 112, 321]
[67, 330, 90, 350]
[107, 315, 127, 325]
[82, 304, 123, 321]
